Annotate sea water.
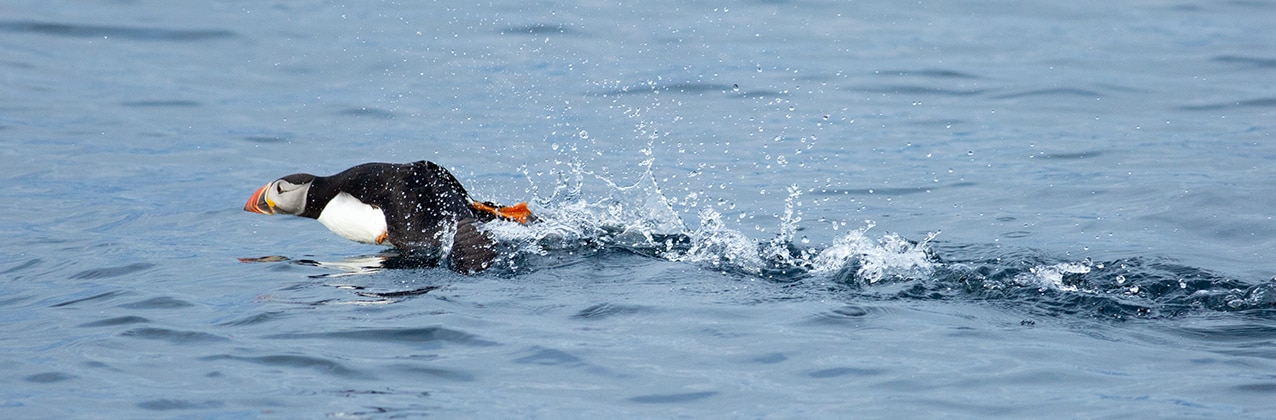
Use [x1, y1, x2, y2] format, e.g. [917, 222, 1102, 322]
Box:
[2, 0, 1275, 417]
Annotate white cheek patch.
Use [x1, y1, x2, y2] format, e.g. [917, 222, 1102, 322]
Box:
[316, 193, 388, 245]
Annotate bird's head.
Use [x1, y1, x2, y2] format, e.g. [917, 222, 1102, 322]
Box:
[244, 173, 315, 216]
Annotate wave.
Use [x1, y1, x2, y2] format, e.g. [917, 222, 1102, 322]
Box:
[470, 160, 1276, 319]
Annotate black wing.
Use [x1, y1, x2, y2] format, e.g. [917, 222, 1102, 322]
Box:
[381, 161, 498, 272]
[374, 161, 466, 246]
[449, 218, 499, 273]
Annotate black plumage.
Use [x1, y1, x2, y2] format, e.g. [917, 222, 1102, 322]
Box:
[247, 160, 525, 273]
[298, 161, 474, 247]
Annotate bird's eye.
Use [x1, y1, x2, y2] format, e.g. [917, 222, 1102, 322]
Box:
[276, 184, 284, 194]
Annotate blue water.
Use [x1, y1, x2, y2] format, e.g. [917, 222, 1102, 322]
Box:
[3, 0, 1276, 417]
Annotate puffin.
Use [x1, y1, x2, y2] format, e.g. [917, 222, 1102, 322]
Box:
[243, 160, 533, 273]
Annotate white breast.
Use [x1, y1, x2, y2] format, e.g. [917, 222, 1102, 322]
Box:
[316, 192, 388, 245]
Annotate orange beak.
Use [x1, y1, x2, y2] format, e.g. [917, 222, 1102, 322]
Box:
[244, 184, 274, 215]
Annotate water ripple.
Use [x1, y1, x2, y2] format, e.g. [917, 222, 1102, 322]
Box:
[198, 354, 369, 379]
[591, 82, 738, 96]
[804, 305, 890, 326]
[500, 24, 576, 36]
[849, 84, 985, 96]
[266, 327, 498, 347]
[925, 256, 1271, 319]
[0, 294, 33, 307]
[383, 364, 476, 381]
[118, 296, 194, 309]
[217, 311, 291, 327]
[1170, 323, 1276, 342]
[747, 352, 788, 364]
[808, 367, 888, 378]
[573, 302, 646, 320]
[877, 69, 981, 79]
[513, 347, 584, 366]
[628, 391, 718, 404]
[68, 263, 155, 280]
[1, 258, 42, 274]
[120, 100, 201, 108]
[120, 327, 229, 344]
[339, 107, 395, 119]
[243, 136, 290, 144]
[1213, 55, 1276, 68]
[1034, 150, 1104, 160]
[809, 182, 975, 196]
[1180, 98, 1276, 111]
[24, 372, 77, 383]
[135, 399, 225, 411]
[991, 88, 1103, 99]
[49, 290, 128, 307]
[0, 20, 235, 41]
[1233, 383, 1276, 393]
[77, 315, 150, 328]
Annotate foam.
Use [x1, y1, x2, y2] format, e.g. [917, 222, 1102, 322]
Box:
[483, 160, 939, 283]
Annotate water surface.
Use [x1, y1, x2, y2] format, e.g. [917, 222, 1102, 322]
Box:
[2, 0, 1276, 417]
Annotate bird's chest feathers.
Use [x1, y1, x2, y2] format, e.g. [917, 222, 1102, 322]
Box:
[316, 192, 388, 245]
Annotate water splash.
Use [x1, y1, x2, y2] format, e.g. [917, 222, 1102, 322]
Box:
[807, 225, 938, 284]
[1021, 261, 1093, 292]
[486, 159, 937, 285]
[480, 158, 1274, 319]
